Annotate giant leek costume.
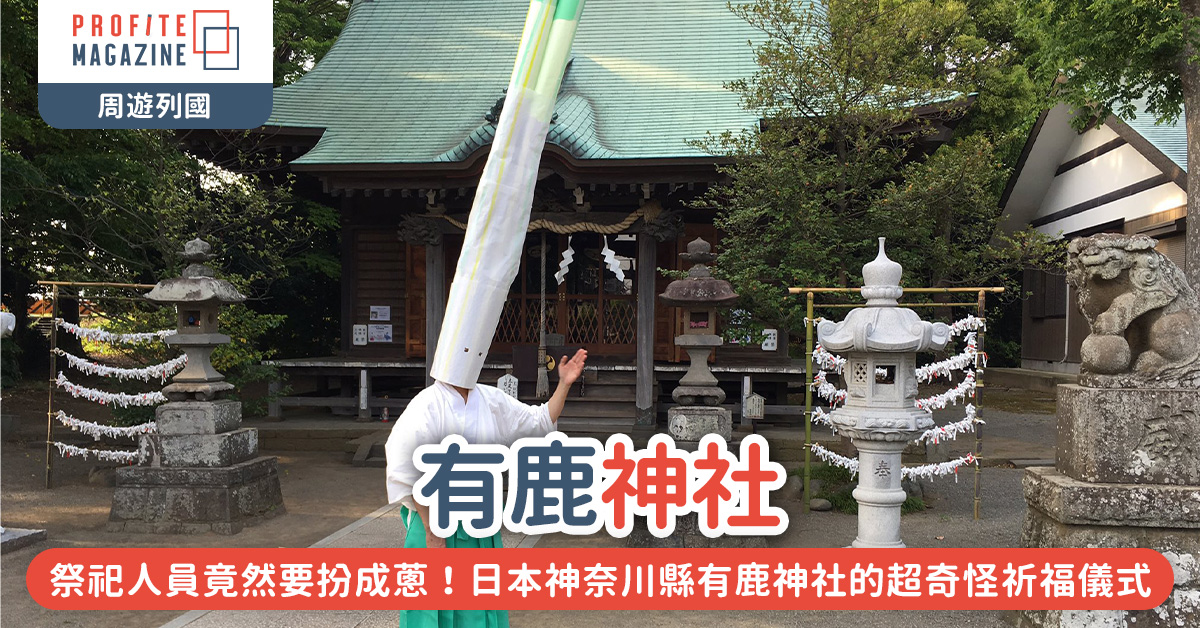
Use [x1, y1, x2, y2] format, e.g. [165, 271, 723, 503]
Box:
[430, 0, 585, 391]
[388, 2, 585, 626]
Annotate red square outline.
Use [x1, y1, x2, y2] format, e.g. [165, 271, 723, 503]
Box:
[192, 10, 231, 54]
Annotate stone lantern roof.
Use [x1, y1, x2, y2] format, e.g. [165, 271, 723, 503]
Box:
[658, 238, 738, 308]
[817, 238, 950, 354]
[145, 239, 246, 305]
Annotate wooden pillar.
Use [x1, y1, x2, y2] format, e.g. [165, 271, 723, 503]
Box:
[339, 204, 355, 353]
[425, 240, 446, 385]
[635, 233, 657, 425]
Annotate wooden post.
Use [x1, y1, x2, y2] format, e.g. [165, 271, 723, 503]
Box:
[357, 368, 371, 421]
[635, 233, 656, 425]
[740, 375, 752, 430]
[425, 241, 446, 386]
[45, 284, 59, 489]
[974, 289, 986, 521]
[803, 291, 814, 513]
[267, 379, 282, 421]
[340, 215, 356, 353]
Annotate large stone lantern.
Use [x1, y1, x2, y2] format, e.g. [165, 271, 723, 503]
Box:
[659, 238, 738, 449]
[817, 238, 949, 547]
[109, 238, 284, 534]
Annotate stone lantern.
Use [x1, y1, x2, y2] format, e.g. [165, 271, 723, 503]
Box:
[659, 238, 738, 449]
[108, 238, 284, 534]
[817, 238, 950, 547]
[146, 238, 246, 400]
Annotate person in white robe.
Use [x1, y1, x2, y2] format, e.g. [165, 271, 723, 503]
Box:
[385, 348, 588, 549]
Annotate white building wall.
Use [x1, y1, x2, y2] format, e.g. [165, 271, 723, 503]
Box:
[1035, 144, 1166, 221]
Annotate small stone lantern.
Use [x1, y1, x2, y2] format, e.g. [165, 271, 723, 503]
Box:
[817, 238, 950, 547]
[659, 238, 738, 448]
[145, 238, 246, 401]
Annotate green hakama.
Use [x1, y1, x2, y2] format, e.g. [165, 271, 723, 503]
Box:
[399, 507, 509, 628]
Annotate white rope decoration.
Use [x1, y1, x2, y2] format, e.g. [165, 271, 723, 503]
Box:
[812, 344, 845, 374]
[812, 371, 847, 405]
[55, 372, 166, 407]
[56, 319, 174, 344]
[53, 349, 187, 383]
[914, 405, 981, 445]
[53, 442, 142, 464]
[55, 411, 156, 440]
[914, 370, 977, 412]
[554, 235, 575, 285]
[916, 332, 982, 383]
[600, 235, 626, 282]
[947, 315, 986, 337]
[809, 443, 976, 481]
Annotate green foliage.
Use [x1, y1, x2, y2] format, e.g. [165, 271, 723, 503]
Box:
[273, 0, 350, 86]
[1019, 0, 1197, 125]
[1, 0, 343, 386]
[697, 0, 1063, 336]
[1, 335, 22, 390]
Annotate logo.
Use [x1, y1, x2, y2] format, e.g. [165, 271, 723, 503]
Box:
[38, 1, 272, 129]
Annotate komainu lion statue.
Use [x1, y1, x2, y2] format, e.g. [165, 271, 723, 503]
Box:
[1067, 233, 1200, 388]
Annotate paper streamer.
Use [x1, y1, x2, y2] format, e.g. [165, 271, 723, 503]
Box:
[914, 405, 982, 445]
[55, 372, 166, 407]
[54, 349, 186, 383]
[812, 344, 846, 374]
[947, 315, 986, 337]
[812, 371, 848, 406]
[554, 235, 575, 285]
[916, 333, 982, 383]
[55, 411, 156, 440]
[600, 235, 626, 282]
[809, 443, 976, 481]
[914, 370, 977, 413]
[53, 441, 142, 464]
[56, 319, 174, 344]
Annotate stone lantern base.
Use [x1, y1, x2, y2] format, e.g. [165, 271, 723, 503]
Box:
[108, 400, 284, 534]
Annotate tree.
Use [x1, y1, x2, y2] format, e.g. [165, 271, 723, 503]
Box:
[0, 0, 342, 387]
[698, 0, 1060, 334]
[1020, 0, 1200, 287]
[274, 0, 350, 86]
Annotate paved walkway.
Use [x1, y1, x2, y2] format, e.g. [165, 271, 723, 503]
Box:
[161, 503, 539, 628]
[161, 469, 1024, 628]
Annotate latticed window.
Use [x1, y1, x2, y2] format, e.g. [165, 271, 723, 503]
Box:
[852, 361, 869, 384]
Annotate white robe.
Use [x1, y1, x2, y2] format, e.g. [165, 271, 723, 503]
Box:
[384, 381, 555, 509]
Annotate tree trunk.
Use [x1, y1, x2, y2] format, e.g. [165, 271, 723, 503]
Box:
[1182, 0, 1200, 288]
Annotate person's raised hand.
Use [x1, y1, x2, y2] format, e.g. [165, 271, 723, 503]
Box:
[557, 348, 588, 386]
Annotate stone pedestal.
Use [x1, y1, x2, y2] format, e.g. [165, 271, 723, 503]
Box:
[109, 400, 284, 534]
[849, 439, 911, 548]
[1056, 384, 1198, 485]
[667, 405, 732, 451]
[1019, 385, 1200, 628]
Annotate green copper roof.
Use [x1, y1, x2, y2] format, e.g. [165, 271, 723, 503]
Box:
[269, 0, 765, 165]
[1122, 100, 1188, 172]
